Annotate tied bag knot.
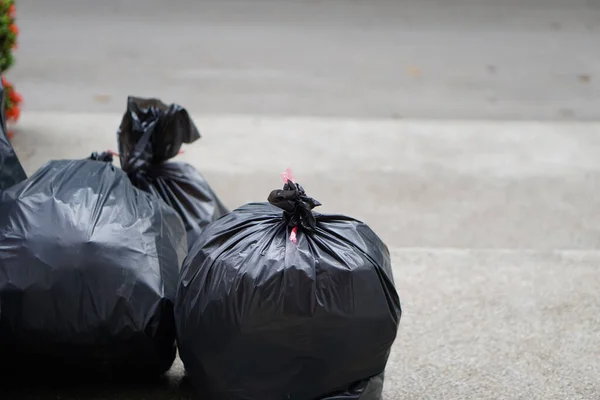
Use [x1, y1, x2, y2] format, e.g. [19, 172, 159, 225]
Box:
[89, 151, 114, 163]
[268, 178, 322, 234]
[115, 96, 228, 250]
[117, 96, 200, 176]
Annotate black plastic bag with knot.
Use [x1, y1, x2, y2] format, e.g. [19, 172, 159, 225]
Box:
[0, 153, 187, 379]
[117, 96, 228, 250]
[175, 169, 402, 400]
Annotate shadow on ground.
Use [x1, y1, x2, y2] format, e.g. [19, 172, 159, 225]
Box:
[0, 365, 193, 400]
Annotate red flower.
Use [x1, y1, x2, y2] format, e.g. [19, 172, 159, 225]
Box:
[9, 4, 16, 18]
[6, 106, 20, 122]
[2, 77, 14, 91]
[9, 24, 18, 35]
[9, 91, 22, 104]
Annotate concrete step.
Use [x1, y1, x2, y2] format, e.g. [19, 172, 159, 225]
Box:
[10, 112, 600, 250]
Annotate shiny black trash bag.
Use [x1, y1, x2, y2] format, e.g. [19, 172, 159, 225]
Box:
[0, 84, 26, 191]
[175, 176, 401, 400]
[118, 96, 228, 249]
[0, 153, 187, 377]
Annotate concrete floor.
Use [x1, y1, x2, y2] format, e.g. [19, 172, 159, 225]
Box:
[2, 0, 600, 399]
[4, 113, 600, 400]
[8, 0, 600, 120]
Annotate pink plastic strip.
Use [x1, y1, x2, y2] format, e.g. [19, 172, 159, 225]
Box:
[285, 168, 296, 183]
[280, 168, 299, 243]
[281, 168, 296, 184]
[290, 226, 298, 243]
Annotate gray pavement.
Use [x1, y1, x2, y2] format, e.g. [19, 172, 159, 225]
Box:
[10, 113, 600, 250]
[9, 0, 600, 120]
[6, 248, 600, 400]
[2, 0, 600, 399]
[4, 113, 600, 399]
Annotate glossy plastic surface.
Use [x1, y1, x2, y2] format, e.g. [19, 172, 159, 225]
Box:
[0, 157, 187, 376]
[118, 96, 228, 249]
[175, 180, 401, 400]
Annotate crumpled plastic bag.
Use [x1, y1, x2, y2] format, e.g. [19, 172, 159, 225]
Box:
[0, 153, 187, 377]
[117, 96, 228, 249]
[175, 169, 401, 400]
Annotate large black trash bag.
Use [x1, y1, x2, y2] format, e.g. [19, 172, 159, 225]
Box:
[0, 82, 26, 190]
[117, 96, 228, 249]
[0, 154, 188, 378]
[175, 171, 402, 400]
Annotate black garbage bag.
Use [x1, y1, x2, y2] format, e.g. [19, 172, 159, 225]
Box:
[0, 154, 187, 377]
[0, 83, 26, 190]
[117, 96, 228, 249]
[175, 171, 402, 400]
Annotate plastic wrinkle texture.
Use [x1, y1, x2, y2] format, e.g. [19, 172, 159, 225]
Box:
[267, 179, 322, 231]
[0, 155, 188, 377]
[175, 181, 402, 400]
[0, 82, 26, 191]
[117, 96, 228, 249]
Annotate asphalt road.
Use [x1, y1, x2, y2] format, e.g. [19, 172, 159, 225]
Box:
[9, 0, 600, 120]
[2, 1, 600, 399]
